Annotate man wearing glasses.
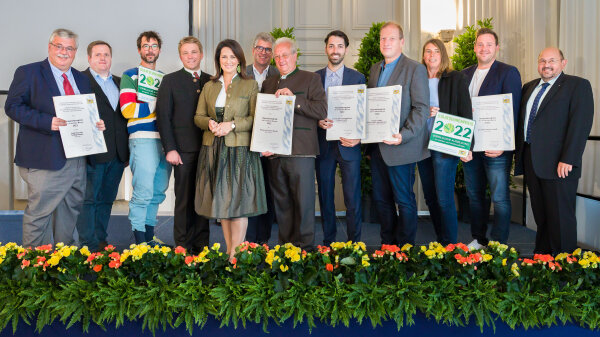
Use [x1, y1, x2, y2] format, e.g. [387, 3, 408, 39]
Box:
[120, 31, 171, 244]
[245, 32, 279, 245]
[6, 28, 105, 247]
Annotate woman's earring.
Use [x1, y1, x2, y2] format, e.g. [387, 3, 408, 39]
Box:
[236, 64, 241, 73]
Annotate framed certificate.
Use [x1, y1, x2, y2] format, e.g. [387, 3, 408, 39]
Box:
[53, 94, 107, 158]
[137, 66, 164, 102]
[471, 93, 515, 151]
[250, 93, 295, 155]
[326, 84, 367, 140]
[428, 112, 475, 158]
[361, 85, 402, 144]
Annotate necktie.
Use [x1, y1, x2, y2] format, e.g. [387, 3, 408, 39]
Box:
[193, 72, 200, 79]
[62, 73, 75, 95]
[525, 82, 550, 143]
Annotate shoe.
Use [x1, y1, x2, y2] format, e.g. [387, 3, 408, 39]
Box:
[133, 230, 146, 244]
[145, 225, 155, 243]
[467, 239, 485, 250]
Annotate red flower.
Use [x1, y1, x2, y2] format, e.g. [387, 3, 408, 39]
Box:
[108, 252, 120, 260]
[108, 260, 121, 269]
[230, 257, 237, 265]
[184, 256, 194, 265]
[456, 243, 469, 252]
[17, 252, 26, 259]
[104, 244, 116, 251]
[373, 250, 384, 257]
[35, 244, 53, 252]
[21, 260, 30, 268]
[381, 244, 400, 253]
[93, 264, 102, 272]
[533, 254, 554, 263]
[174, 246, 186, 255]
[248, 242, 258, 249]
[326, 263, 334, 272]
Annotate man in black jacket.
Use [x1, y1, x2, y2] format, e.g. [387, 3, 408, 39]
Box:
[77, 41, 129, 251]
[157, 36, 211, 253]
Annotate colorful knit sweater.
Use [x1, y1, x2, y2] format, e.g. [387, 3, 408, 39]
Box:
[119, 67, 159, 138]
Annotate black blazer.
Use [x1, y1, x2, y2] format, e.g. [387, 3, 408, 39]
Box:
[436, 70, 473, 154]
[514, 73, 594, 180]
[156, 68, 211, 153]
[83, 68, 128, 165]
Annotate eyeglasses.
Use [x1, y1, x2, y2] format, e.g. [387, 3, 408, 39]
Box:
[254, 46, 272, 54]
[50, 43, 76, 53]
[142, 44, 159, 51]
[538, 58, 561, 65]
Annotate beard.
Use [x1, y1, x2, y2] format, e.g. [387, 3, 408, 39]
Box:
[142, 53, 159, 64]
[328, 54, 344, 65]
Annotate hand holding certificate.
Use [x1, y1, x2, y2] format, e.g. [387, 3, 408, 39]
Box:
[53, 94, 107, 158]
[471, 93, 514, 151]
[325, 84, 367, 140]
[250, 93, 295, 155]
[361, 85, 402, 144]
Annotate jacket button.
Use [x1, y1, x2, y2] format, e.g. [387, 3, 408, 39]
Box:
[297, 104, 301, 108]
[197, 89, 201, 93]
[193, 79, 197, 83]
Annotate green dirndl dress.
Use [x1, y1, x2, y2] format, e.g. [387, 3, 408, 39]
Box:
[195, 107, 267, 219]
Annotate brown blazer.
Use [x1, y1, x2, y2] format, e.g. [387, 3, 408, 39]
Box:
[261, 68, 327, 155]
[194, 76, 258, 147]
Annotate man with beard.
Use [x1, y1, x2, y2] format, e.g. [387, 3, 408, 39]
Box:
[315, 30, 366, 245]
[157, 37, 211, 253]
[514, 47, 593, 254]
[120, 31, 171, 244]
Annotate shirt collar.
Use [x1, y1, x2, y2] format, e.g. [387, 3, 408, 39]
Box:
[218, 73, 238, 84]
[253, 64, 270, 76]
[538, 72, 562, 87]
[184, 67, 201, 77]
[280, 67, 298, 79]
[326, 65, 344, 78]
[381, 54, 402, 71]
[89, 68, 112, 81]
[48, 59, 73, 78]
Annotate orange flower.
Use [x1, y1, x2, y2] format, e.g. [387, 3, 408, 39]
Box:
[184, 256, 194, 265]
[35, 244, 53, 252]
[93, 264, 102, 272]
[373, 250, 384, 258]
[108, 260, 121, 269]
[381, 244, 400, 253]
[17, 252, 26, 259]
[445, 244, 456, 252]
[456, 243, 469, 252]
[108, 252, 120, 260]
[326, 263, 334, 272]
[230, 257, 237, 265]
[533, 254, 554, 263]
[21, 259, 30, 269]
[104, 244, 116, 251]
[174, 246, 186, 255]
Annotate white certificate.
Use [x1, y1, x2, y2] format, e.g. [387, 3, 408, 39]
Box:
[250, 93, 295, 155]
[53, 94, 107, 158]
[428, 112, 475, 158]
[471, 93, 514, 151]
[137, 66, 164, 102]
[326, 84, 367, 140]
[361, 85, 402, 144]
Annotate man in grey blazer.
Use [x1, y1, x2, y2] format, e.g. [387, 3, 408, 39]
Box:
[367, 22, 430, 245]
[245, 32, 279, 244]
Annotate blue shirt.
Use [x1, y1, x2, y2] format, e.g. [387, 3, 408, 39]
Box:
[89, 68, 120, 110]
[48, 60, 80, 95]
[426, 77, 440, 132]
[377, 54, 402, 87]
[324, 65, 344, 93]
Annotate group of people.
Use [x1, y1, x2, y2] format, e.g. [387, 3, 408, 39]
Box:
[5, 21, 593, 259]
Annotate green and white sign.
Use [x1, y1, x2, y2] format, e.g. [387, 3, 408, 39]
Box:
[428, 112, 475, 158]
[137, 66, 164, 102]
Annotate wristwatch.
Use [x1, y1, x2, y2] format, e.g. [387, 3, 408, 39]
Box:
[231, 122, 236, 129]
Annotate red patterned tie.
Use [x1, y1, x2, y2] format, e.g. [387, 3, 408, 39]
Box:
[62, 73, 75, 95]
[193, 72, 200, 79]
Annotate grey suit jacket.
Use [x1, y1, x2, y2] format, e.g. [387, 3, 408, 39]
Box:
[246, 64, 280, 80]
[368, 54, 430, 166]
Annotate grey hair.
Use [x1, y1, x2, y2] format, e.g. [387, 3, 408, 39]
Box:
[49, 28, 79, 48]
[253, 32, 275, 47]
[273, 37, 297, 54]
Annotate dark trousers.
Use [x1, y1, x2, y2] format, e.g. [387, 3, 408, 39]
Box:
[417, 151, 459, 245]
[76, 158, 125, 251]
[316, 145, 362, 245]
[247, 156, 275, 244]
[174, 151, 209, 253]
[524, 145, 578, 255]
[269, 157, 316, 250]
[370, 147, 418, 245]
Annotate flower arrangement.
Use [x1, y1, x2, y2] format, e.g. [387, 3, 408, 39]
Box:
[0, 241, 599, 334]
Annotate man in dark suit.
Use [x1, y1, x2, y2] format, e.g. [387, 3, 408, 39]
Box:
[367, 22, 429, 245]
[461, 28, 522, 248]
[514, 47, 594, 255]
[262, 37, 327, 250]
[76, 41, 129, 251]
[315, 30, 366, 245]
[157, 37, 211, 253]
[245, 32, 279, 244]
[5, 28, 104, 247]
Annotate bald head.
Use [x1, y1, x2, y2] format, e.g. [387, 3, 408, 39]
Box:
[537, 47, 567, 82]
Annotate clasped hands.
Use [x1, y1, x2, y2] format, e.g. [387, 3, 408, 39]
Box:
[208, 119, 234, 137]
[51, 117, 105, 131]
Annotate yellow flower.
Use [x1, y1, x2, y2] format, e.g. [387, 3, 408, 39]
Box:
[280, 264, 289, 272]
[0, 258, 4, 265]
[47, 255, 61, 267]
[420, 246, 426, 252]
[424, 250, 436, 259]
[55, 242, 65, 249]
[573, 248, 582, 256]
[362, 260, 370, 267]
[353, 242, 366, 252]
[482, 254, 493, 262]
[511, 263, 520, 277]
[79, 246, 91, 257]
[401, 243, 413, 251]
[160, 246, 171, 256]
[212, 243, 221, 251]
[331, 242, 346, 250]
[502, 258, 507, 266]
[60, 247, 71, 257]
[555, 253, 569, 261]
[345, 241, 353, 248]
[579, 259, 590, 268]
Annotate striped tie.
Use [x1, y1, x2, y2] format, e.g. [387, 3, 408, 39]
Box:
[525, 82, 549, 143]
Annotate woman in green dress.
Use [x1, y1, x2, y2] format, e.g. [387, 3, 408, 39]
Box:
[194, 39, 267, 262]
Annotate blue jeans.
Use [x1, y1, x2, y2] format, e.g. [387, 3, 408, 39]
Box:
[76, 158, 126, 250]
[371, 147, 417, 245]
[417, 151, 458, 244]
[128, 138, 171, 232]
[463, 151, 512, 244]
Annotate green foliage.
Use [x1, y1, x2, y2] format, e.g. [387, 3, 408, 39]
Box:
[1, 242, 599, 334]
[269, 27, 301, 66]
[354, 22, 384, 82]
[451, 18, 494, 71]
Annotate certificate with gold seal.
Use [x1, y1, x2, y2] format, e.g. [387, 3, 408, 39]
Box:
[250, 93, 296, 155]
[326, 84, 367, 140]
